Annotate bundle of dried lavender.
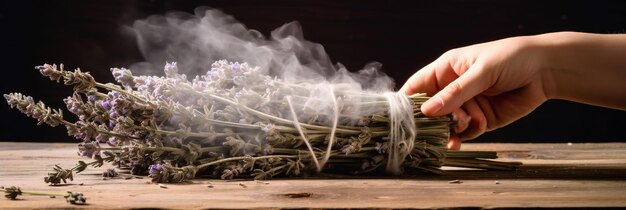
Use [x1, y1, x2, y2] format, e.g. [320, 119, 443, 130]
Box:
[5, 61, 519, 183]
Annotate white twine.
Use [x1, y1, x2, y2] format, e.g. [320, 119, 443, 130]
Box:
[319, 85, 339, 168]
[285, 89, 415, 175]
[286, 96, 322, 172]
[286, 85, 339, 172]
[384, 92, 417, 175]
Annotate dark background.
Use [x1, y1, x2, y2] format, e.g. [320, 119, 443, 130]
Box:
[1, 0, 625, 143]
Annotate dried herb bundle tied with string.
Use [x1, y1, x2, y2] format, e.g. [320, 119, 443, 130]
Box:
[5, 61, 519, 183]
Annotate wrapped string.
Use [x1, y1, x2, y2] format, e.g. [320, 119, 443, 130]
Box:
[286, 96, 321, 171]
[384, 92, 417, 175]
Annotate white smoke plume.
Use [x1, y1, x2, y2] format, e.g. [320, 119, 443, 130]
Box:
[128, 7, 395, 92]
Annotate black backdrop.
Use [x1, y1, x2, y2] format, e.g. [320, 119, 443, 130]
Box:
[1, 0, 625, 143]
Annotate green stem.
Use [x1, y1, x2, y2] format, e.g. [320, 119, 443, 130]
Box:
[20, 191, 68, 197]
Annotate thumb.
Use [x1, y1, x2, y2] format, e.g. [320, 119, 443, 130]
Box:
[421, 65, 491, 116]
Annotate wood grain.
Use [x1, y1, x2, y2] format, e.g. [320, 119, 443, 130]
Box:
[1, 142, 625, 209]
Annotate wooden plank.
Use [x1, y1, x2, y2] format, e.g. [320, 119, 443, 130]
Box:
[1, 142, 625, 209]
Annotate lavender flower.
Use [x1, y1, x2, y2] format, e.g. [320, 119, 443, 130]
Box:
[148, 163, 163, 176]
[87, 95, 97, 103]
[37, 64, 96, 92]
[65, 192, 87, 204]
[95, 126, 110, 143]
[111, 67, 135, 87]
[164, 62, 180, 78]
[99, 99, 112, 110]
[78, 142, 99, 158]
[74, 121, 98, 141]
[38, 63, 63, 81]
[4, 93, 64, 126]
[102, 168, 118, 177]
[149, 163, 195, 183]
[3, 186, 22, 200]
[64, 95, 86, 115]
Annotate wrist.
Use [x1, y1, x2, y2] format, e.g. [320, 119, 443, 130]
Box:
[531, 32, 626, 109]
[531, 32, 585, 100]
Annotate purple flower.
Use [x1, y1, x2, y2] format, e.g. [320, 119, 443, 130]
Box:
[75, 122, 98, 141]
[106, 136, 121, 146]
[149, 164, 163, 175]
[164, 62, 178, 77]
[99, 100, 112, 110]
[204, 70, 219, 81]
[231, 62, 241, 72]
[95, 133, 109, 143]
[107, 91, 121, 99]
[64, 96, 84, 115]
[92, 115, 102, 122]
[108, 109, 119, 119]
[78, 142, 99, 158]
[111, 68, 135, 87]
[192, 80, 209, 90]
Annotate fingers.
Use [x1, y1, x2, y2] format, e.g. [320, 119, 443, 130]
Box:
[447, 134, 462, 150]
[447, 106, 481, 150]
[401, 49, 491, 142]
[452, 108, 471, 133]
[421, 63, 491, 116]
[459, 98, 487, 140]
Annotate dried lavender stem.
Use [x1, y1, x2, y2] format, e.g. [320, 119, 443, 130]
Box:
[195, 155, 298, 171]
[146, 145, 224, 154]
[199, 89, 362, 134]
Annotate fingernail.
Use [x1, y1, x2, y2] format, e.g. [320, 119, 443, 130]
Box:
[422, 96, 443, 115]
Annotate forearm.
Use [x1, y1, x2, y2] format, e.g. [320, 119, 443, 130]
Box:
[539, 32, 626, 110]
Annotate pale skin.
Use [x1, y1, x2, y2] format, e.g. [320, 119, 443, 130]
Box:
[400, 32, 626, 150]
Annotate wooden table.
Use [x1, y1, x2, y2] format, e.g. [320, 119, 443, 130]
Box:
[1, 142, 625, 209]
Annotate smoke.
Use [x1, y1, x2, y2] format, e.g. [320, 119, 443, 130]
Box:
[128, 7, 395, 92]
[126, 7, 416, 172]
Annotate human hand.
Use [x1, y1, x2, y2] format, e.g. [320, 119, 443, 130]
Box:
[401, 35, 552, 149]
